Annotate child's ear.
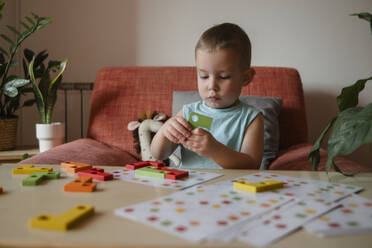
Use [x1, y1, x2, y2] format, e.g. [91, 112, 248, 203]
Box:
[242, 67, 255, 86]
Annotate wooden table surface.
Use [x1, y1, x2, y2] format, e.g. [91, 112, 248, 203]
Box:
[0, 164, 372, 248]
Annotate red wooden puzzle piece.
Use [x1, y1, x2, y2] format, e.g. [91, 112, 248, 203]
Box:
[125, 161, 165, 170]
[158, 167, 189, 180]
[78, 168, 113, 181]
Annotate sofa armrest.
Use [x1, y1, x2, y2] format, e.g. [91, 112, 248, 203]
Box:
[19, 138, 138, 166]
[269, 143, 371, 172]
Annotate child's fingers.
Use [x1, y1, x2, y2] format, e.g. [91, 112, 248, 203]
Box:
[174, 116, 193, 131]
[172, 117, 192, 138]
[192, 128, 207, 135]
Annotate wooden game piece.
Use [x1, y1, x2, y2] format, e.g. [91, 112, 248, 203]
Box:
[125, 161, 165, 170]
[29, 205, 94, 231]
[64, 177, 97, 192]
[233, 180, 283, 192]
[0, 186, 2, 193]
[60, 161, 92, 173]
[22, 172, 60, 186]
[77, 168, 113, 181]
[158, 167, 189, 180]
[135, 166, 171, 179]
[12, 165, 53, 175]
[147, 161, 165, 168]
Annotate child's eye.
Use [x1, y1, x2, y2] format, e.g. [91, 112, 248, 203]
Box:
[220, 75, 231, 80]
[199, 75, 208, 80]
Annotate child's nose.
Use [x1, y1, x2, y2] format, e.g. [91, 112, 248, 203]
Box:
[208, 77, 218, 91]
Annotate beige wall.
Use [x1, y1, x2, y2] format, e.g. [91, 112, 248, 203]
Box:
[2, 0, 372, 166]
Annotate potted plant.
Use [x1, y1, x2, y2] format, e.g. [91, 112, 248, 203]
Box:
[28, 54, 68, 152]
[309, 12, 372, 176]
[0, 0, 51, 150]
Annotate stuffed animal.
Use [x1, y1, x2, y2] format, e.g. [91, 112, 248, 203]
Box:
[128, 110, 180, 166]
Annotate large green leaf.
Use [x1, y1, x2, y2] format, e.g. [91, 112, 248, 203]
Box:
[28, 57, 46, 123]
[309, 117, 337, 171]
[336, 77, 372, 111]
[3, 78, 30, 97]
[351, 12, 372, 34]
[326, 103, 372, 173]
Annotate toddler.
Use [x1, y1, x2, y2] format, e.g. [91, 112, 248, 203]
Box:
[151, 23, 264, 169]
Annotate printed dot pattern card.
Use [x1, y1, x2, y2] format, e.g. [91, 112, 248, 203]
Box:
[221, 172, 363, 203]
[236, 199, 340, 246]
[115, 183, 293, 242]
[109, 168, 222, 190]
[304, 194, 372, 236]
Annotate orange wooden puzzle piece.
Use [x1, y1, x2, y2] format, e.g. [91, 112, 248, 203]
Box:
[64, 177, 97, 192]
[61, 162, 92, 173]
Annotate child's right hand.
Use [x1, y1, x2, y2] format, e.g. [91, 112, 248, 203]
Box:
[160, 116, 192, 144]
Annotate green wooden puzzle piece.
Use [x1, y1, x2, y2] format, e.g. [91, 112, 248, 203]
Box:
[135, 166, 171, 179]
[22, 172, 60, 186]
[188, 112, 213, 130]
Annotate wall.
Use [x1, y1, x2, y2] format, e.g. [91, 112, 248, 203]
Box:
[2, 0, 372, 166]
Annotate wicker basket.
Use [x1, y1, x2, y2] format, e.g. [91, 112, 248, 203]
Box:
[0, 117, 18, 151]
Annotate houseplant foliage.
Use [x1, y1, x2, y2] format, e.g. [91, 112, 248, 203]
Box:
[28, 55, 67, 124]
[0, 1, 51, 118]
[309, 12, 372, 175]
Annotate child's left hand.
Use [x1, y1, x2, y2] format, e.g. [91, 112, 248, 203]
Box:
[182, 128, 220, 157]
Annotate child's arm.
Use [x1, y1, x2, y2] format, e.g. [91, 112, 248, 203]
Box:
[182, 114, 264, 169]
[151, 110, 192, 160]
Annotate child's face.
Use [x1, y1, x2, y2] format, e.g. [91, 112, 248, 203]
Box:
[195, 48, 252, 109]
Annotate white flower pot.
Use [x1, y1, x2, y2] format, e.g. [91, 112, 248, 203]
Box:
[36, 122, 65, 153]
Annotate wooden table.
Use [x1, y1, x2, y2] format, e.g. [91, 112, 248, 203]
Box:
[0, 164, 371, 248]
[0, 147, 39, 164]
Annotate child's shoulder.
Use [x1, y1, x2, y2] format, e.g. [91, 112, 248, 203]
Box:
[240, 101, 262, 115]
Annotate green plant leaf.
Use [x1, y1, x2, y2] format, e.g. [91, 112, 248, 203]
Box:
[0, 34, 14, 46]
[6, 25, 21, 36]
[29, 56, 46, 123]
[3, 78, 30, 97]
[336, 77, 372, 111]
[309, 117, 337, 171]
[326, 103, 372, 174]
[25, 16, 35, 25]
[351, 12, 372, 34]
[0, 45, 8, 57]
[45, 59, 67, 123]
[20, 21, 30, 30]
[30, 12, 39, 20]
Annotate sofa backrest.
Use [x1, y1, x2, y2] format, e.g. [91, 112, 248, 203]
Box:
[87, 66, 308, 158]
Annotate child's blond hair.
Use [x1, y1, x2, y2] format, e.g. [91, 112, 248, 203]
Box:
[195, 23, 252, 69]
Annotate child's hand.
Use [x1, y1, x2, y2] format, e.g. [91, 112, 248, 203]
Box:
[160, 116, 192, 144]
[182, 128, 220, 157]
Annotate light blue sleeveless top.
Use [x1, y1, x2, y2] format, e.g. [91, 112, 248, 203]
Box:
[180, 100, 261, 169]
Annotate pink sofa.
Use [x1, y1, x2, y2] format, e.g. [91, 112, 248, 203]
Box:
[21, 66, 370, 172]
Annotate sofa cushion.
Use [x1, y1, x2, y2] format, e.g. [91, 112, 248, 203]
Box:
[172, 91, 282, 169]
[19, 138, 138, 166]
[269, 143, 372, 172]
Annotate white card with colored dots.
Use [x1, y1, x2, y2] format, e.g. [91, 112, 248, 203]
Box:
[218, 172, 363, 203]
[304, 194, 372, 236]
[236, 199, 340, 246]
[108, 168, 223, 190]
[115, 183, 293, 242]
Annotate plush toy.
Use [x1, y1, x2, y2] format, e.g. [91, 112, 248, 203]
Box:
[128, 110, 180, 166]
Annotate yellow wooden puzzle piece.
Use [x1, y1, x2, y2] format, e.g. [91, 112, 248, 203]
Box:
[12, 165, 53, 175]
[29, 205, 94, 231]
[233, 180, 283, 192]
